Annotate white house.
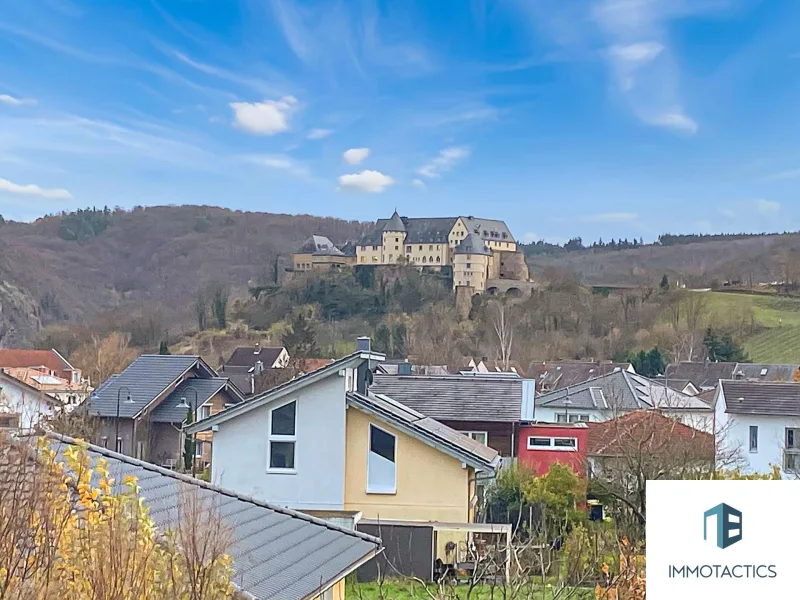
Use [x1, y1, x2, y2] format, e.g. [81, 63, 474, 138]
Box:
[0, 368, 56, 430]
[715, 380, 800, 478]
[535, 370, 713, 432]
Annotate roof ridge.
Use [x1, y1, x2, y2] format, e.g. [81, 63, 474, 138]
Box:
[42, 431, 382, 546]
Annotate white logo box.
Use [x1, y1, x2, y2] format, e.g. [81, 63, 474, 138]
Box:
[647, 480, 793, 600]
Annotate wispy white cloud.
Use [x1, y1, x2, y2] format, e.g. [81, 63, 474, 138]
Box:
[169, 49, 283, 96]
[307, 128, 333, 139]
[343, 147, 370, 165]
[719, 208, 736, 219]
[755, 198, 780, 214]
[581, 212, 638, 223]
[246, 154, 309, 177]
[0, 94, 36, 106]
[644, 110, 698, 134]
[229, 96, 298, 135]
[411, 179, 426, 190]
[418, 146, 470, 178]
[0, 177, 72, 199]
[338, 170, 394, 193]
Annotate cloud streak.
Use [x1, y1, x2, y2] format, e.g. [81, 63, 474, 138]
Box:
[0, 94, 36, 106]
[343, 148, 370, 165]
[418, 146, 470, 178]
[0, 177, 72, 199]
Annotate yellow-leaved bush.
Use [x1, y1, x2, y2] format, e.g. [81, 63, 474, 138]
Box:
[0, 437, 236, 600]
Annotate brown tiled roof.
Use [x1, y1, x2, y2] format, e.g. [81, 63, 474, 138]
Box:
[225, 346, 285, 369]
[0, 349, 74, 380]
[586, 411, 713, 457]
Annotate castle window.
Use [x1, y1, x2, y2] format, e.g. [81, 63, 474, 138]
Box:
[429, 245, 433, 250]
[389, 254, 393, 261]
[429, 256, 433, 263]
[419, 245, 423, 250]
[436, 256, 440, 262]
[395, 246, 399, 251]
[372, 257, 378, 263]
[361, 257, 366, 263]
[467, 263, 472, 269]
[373, 245, 378, 251]
[406, 246, 412, 252]
[422, 256, 427, 263]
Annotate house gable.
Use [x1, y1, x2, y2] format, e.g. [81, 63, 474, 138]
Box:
[344, 405, 472, 523]
[210, 371, 349, 510]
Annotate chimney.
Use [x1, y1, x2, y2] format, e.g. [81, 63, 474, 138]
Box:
[356, 336, 371, 353]
[254, 342, 261, 355]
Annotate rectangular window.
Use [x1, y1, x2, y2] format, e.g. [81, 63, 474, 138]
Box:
[195, 440, 205, 458]
[429, 245, 433, 250]
[527, 436, 578, 451]
[557, 413, 590, 423]
[406, 245, 412, 252]
[749, 426, 758, 452]
[367, 424, 396, 494]
[197, 404, 211, 421]
[269, 400, 297, 470]
[115, 437, 123, 453]
[788, 428, 800, 450]
[467, 431, 488, 446]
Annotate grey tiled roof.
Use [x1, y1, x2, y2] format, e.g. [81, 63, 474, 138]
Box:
[731, 363, 800, 382]
[455, 233, 491, 256]
[88, 355, 203, 418]
[346, 392, 499, 471]
[370, 374, 525, 422]
[528, 361, 632, 392]
[150, 378, 231, 423]
[45, 433, 381, 600]
[535, 370, 708, 412]
[459, 216, 515, 243]
[664, 361, 737, 389]
[720, 380, 800, 416]
[359, 217, 458, 245]
[298, 234, 337, 253]
[383, 211, 406, 232]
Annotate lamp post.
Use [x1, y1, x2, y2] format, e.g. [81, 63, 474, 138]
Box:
[115, 386, 134, 454]
[176, 389, 199, 478]
[563, 397, 573, 424]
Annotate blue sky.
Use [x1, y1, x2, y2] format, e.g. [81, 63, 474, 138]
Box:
[1, 0, 799, 244]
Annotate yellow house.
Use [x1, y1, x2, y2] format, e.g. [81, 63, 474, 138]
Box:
[292, 235, 357, 272]
[186, 349, 499, 525]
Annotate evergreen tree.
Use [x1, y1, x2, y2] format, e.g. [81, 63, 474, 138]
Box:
[629, 347, 666, 377]
[282, 312, 319, 358]
[158, 341, 171, 355]
[660, 274, 670, 292]
[392, 323, 407, 358]
[704, 328, 749, 362]
[183, 409, 194, 471]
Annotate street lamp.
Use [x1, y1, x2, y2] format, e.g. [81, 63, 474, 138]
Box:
[115, 386, 134, 454]
[563, 397, 573, 424]
[176, 389, 199, 477]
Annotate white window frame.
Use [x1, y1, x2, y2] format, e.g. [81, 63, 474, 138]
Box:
[556, 413, 591, 423]
[466, 431, 489, 446]
[267, 398, 298, 474]
[367, 424, 397, 495]
[194, 439, 205, 459]
[196, 403, 211, 421]
[527, 436, 578, 452]
[749, 425, 758, 453]
[115, 437, 123, 453]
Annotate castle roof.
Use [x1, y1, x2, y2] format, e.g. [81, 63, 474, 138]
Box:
[382, 211, 406, 232]
[455, 233, 491, 255]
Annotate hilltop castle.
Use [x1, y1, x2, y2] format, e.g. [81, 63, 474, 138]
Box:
[292, 211, 530, 293]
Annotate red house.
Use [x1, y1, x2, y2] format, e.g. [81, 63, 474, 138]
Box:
[517, 422, 589, 477]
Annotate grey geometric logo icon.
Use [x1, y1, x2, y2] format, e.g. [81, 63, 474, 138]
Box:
[704, 503, 742, 549]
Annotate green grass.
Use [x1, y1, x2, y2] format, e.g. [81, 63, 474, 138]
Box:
[347, 580, 594, 600]
[694, 292, 800, 362]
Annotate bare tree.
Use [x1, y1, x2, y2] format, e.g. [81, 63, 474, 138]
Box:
[488, 299, 515, 371]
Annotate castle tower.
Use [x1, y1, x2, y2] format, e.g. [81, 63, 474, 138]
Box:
[453, 232, 492, 292]
[380, 210, 406, 264]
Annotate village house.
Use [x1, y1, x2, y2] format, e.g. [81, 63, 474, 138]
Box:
[662, 361, 800, 396]
[3, 366, 90, 409]
[0, 368, 57, 430]
[714, 380, 800, 478]
[534, 369, 713, 432]
[185, 346, 500, 525]
[87, 354, 244, 469]
[516, 422, 589, 477]
[370, 373, 534, 457]
[43, 432, 382, 600]
[527, 361, 635, 393]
